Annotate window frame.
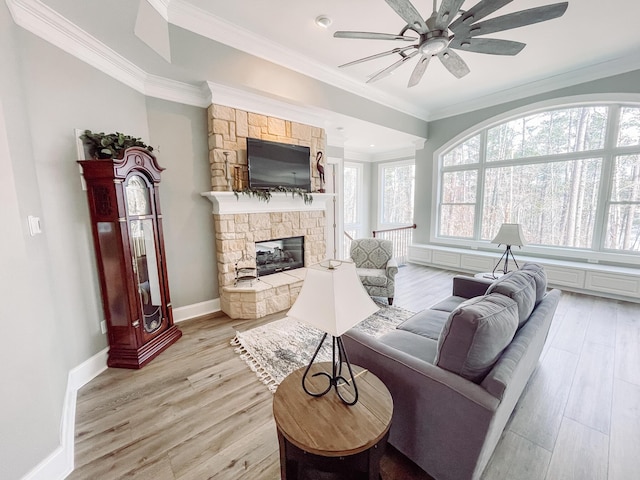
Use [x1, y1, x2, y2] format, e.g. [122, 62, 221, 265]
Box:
[343, 161, 365, 240]
[378, 158, 416, 229]
[431, 96, 640, 265]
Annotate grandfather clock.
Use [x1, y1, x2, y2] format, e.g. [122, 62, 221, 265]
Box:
[79, 147, 181, 368]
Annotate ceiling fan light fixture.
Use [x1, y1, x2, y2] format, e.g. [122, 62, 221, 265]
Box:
[419, 36, 449, 55]
[315, 15, 332, 28]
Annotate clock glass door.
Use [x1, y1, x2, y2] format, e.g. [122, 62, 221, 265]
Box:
[126, 174, 165, 340]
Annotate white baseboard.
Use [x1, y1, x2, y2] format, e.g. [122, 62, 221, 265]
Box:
[173, 298, 220, 323]
[19, 298, 219, 480]
[21, 348, 108, 480]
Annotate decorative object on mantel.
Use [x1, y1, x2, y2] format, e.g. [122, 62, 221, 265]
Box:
[79, 130, 153, 159]
[223, 151, 233, 190]
[233, 186, 313, 204]
[231, 299, 414, 392]
[491, 223, 527, 278]
[316, 151, 325, 193]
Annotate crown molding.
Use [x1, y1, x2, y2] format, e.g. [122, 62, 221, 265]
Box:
[7, 0, 146, 91]
[164, 0, 430, 120]
[206, 81, 329, 128]
[428, 52, 640, 121]
[7, 0, 210, 108]
[145, 75, 209, 107]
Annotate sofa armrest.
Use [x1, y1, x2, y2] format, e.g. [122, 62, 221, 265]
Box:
[343, 329, 500, 479]
[386, 257, 399, 278]
[452, 275, 493, 299]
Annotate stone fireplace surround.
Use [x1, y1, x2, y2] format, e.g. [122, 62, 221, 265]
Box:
[203, 192, 333, 319]
[204, 102, 330, 319]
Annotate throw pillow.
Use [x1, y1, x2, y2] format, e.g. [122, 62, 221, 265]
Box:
[435, 293, 519, 383]
[521, 262, 548, 304]
[486, 270, 537, 327]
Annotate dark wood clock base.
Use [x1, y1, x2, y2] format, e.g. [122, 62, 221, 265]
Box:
[107, 324, 182, 369]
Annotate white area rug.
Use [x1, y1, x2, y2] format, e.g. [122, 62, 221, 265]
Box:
[231, 303, 415, 392]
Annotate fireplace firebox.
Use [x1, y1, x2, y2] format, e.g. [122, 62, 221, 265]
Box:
[255, 236, 304, 276]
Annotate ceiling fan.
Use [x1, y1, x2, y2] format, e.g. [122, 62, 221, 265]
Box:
[334, 0, 569, 87]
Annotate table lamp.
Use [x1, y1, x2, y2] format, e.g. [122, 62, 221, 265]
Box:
[491, 223, 527, 278]
[287, 260, 379, 406]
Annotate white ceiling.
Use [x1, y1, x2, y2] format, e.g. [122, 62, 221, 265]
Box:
[25, 0, 640, 155]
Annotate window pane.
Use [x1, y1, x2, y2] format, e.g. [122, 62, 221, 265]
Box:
[612, 155, 640, 202]
[605, 205, 640, 251]
[617, 107, 640, 147]
[439, 205, 475, 237]
[381, 163, 415, 224]
[442, 170, 477, 203]
[343, 165, 359, 225]
[486, 107, 608, 161]
[443, 135, 480, 166]
[482, 158, 602, 248]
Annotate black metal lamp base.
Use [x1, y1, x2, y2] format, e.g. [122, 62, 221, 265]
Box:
[491, 244, 520, 278]
[301, 333, 359, 406]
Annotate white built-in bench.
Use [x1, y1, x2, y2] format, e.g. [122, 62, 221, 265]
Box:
[409, 244, 640, 304]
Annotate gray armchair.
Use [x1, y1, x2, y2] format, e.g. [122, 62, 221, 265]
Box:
[349, 238, 398, 305]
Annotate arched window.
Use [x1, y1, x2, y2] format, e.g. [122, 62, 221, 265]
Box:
[436, 103, 640, 254]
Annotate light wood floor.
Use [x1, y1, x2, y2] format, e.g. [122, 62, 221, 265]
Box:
[68, 264, 640, 480]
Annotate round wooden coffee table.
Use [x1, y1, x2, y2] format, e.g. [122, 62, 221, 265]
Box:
[273, 362, 393, 480]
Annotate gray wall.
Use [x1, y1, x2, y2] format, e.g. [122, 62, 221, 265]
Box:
[0, 5, 62, 477]
[145, 98, 217, 306]
[414, 69, 640, 244]
[0, 5, 214, 478]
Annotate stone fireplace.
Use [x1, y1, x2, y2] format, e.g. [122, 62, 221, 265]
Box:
[203, 103, 330, 319]
[203, 192, 333, 319]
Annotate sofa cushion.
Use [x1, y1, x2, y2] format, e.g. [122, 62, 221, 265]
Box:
[435, 293, 519, 383]
[356, 268, 388, 287]
[486, 271, 537, 327]
[397, 309, 449, 341]
[379, 329, 439, 364]
[430, 295, 468, 313]
[521, 263, 548, 304]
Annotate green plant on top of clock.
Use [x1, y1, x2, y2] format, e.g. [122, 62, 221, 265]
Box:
[80, 130, 153, 159]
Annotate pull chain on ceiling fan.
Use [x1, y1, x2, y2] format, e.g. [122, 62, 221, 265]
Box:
[334, 0, 569, 87]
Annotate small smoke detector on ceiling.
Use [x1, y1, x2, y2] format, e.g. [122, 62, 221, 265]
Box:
[315, 15, 332, 28]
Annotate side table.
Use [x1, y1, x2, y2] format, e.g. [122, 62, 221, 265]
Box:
[273, 362, 393, 480]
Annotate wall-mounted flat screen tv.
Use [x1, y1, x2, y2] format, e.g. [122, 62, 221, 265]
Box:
[247, 137, 311, 192]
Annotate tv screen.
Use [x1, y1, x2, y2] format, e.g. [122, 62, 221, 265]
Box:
[247, 137, 311, 191]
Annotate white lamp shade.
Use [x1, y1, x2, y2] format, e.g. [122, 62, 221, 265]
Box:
[492, 223, 527, 247]
[287, 260, 379, 337]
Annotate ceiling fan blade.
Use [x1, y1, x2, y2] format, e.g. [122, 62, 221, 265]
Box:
[334, 31, 418, 42]
[385, 0, 429, 34]
[339, 46, 418, 68]
[449, 0, 514, 32]
[408, 55, 431, 87]
[449, 37, 526, 55]
[466, 2, 569, 37]
[367, 50, 419, 83]
[435, 0, 466, 30]
[438, 49, 470, 78]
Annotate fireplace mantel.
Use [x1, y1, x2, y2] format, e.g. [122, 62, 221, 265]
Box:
[201, 191, 334, 215]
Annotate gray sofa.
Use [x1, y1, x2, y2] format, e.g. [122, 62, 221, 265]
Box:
[343, 263, 561, 480]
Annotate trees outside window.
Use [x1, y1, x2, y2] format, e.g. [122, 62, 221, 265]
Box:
[438, 104, 640, 254]
[344, 162, 364, 250]
[379, 160, 415, 227]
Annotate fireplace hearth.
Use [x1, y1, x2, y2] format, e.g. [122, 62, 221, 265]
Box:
[255, 236, 304, 276]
